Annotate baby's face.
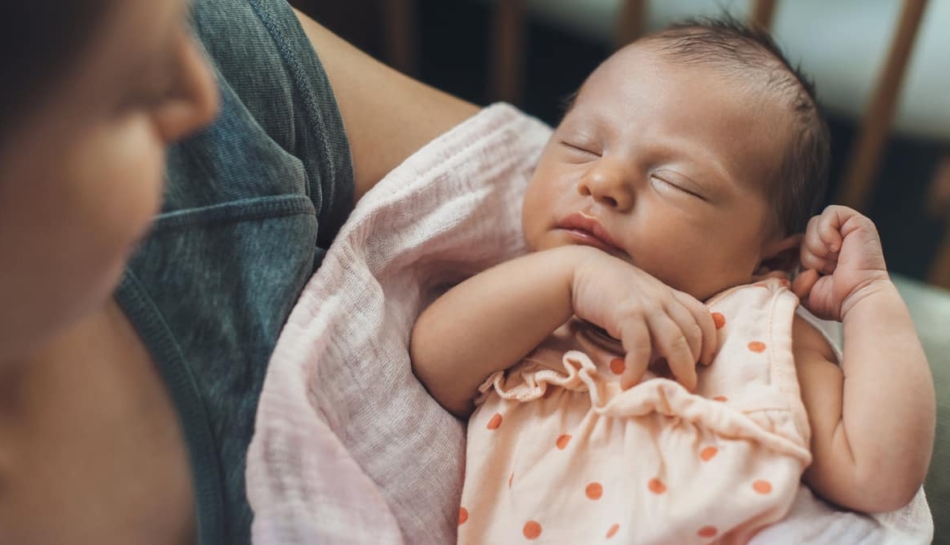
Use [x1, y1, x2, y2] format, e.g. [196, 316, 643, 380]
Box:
[523, 43, 796, 300]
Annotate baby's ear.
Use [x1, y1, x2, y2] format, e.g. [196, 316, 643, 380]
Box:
[757, 234, 802, 275]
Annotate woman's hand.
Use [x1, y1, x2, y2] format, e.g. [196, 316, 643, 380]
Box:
[792, 205, 890, 321]
[570, 249, 717, 391]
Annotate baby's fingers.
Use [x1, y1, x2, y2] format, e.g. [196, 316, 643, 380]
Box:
[800, 249, 837, 275]
[620, 320, 652, 390]
[673, 291, 717, 366]
[816, 208, 846, 253]
[663, 297, 703, 365]
[803, 216, 840, 257]
[792, 268, 820, 299]
[802, 217, 838, 274]
[647, 312, 698, 391]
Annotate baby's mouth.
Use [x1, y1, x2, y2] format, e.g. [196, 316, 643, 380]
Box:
[557, 213, 624, 255]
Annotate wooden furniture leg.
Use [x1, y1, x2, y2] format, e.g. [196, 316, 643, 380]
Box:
[750, 0, 777, 31]
[929, 153, 950, 289]
[836, 0, 929, 211]
[490, 0, 527, 104]
[615, 0, 647, 49]
[382, 0, 417, 75]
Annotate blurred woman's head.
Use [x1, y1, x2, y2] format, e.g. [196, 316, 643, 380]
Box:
[0, 0, 219, 361]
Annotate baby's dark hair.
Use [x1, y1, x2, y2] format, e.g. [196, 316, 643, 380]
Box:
[644, 16, 831, 235]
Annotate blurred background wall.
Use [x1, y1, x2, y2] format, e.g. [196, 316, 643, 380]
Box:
[292, 0, 950, 291]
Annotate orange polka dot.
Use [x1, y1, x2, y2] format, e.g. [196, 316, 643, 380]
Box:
[556, 434, 572, 450]
[523, 520, 542, 539]
[753, 480, 773, 494]
[713, 395, 728, 402]
[585, 482, 603, 500]
[712, 312, 726, 329]
[698, 525, 718, 538]
[700, 446, 718, 461]
[748, 341, 767, 353]
[606, 523, 620, 539]
[609, 358, 626, 375]
[486, 413, 503, 430]
[508, 472, 514, 488]
[648, 478, 666, 494]
[458, 507, 468, 526]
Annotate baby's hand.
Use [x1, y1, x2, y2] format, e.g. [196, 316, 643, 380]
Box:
[570, 248, 717, 391]
[792, 205, 890, 321]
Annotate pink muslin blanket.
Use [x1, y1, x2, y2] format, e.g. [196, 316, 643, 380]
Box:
[245, 104, 932, 545]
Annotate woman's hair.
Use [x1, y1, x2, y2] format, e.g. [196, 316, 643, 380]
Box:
[0, 0, 112, 147]
[646, 16, 831, 236]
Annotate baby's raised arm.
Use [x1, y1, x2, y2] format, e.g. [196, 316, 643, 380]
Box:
[410, 245, 716, 417]
[791, 205, 935, 513]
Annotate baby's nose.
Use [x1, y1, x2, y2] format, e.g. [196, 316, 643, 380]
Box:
[577, 163, 634, 211]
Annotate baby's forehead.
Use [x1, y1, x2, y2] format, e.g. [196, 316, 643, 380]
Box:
[567, 50, 791, 189]
[601, 38, 787, 92]
[571, 43, 791, 129]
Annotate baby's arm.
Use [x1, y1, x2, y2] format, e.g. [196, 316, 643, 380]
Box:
[411, 248, 577, 417]
[410, 245, 716, 418]
[791, 205, 935, 513]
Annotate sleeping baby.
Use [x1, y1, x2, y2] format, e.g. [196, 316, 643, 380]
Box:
[409, 17, 935, 545]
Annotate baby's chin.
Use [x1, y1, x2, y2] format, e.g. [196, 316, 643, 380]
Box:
[694, 274, 795, 303]
[675, 276, 753, 303]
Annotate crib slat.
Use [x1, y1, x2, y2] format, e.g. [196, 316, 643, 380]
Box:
[491, 0, 527, 104]
[382, 0, 417, 75]
[929, 228, 950, 290]
[615, 0, 647, 49]
[928, 153, 950, 289]
[837, 0, 929, 210]
[750, 0, 777, 31]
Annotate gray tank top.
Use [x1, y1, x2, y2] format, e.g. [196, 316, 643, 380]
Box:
[115, 0, 353, 542]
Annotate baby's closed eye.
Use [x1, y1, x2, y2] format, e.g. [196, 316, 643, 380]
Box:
[560, 140, 602, 158]
[650, 172, 708, 201]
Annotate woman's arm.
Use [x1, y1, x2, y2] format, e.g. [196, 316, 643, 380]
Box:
[793, 207, 935, 513]
[293, 10, 480, 201]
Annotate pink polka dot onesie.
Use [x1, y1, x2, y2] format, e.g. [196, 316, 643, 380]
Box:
[458, 278, 812, 544]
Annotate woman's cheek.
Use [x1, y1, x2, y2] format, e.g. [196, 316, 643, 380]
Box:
[60, 118, 167, 302]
